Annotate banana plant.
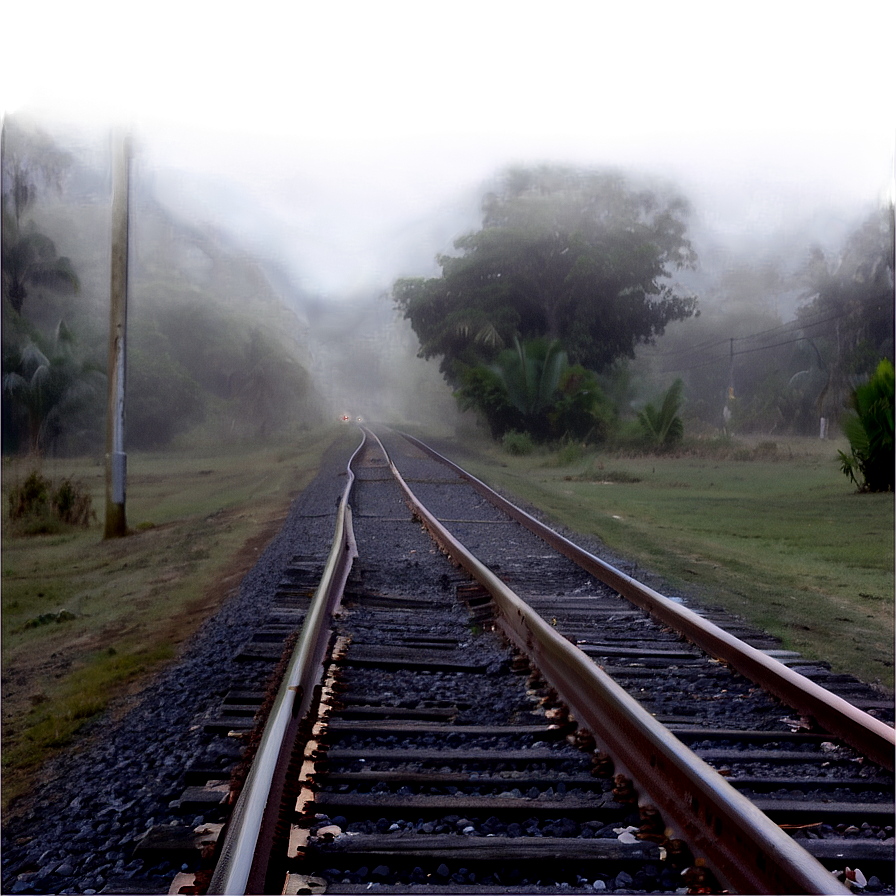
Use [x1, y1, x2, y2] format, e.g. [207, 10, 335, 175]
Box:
[497, 337, 567, 417]
[638, 378, 685, 450]
[838, 359, 894, 492]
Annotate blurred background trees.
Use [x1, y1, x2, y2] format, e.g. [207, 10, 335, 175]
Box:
[2, 115, 325, 456]
[3, 116, 892, 459]
[399, 162, 893, 449]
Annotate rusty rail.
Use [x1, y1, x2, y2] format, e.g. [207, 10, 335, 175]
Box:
[400, 430, 895, 773]
[374, 429, 851, 895]
[207, 430, 364, 895]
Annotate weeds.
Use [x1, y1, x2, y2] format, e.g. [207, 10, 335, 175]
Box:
[7, 470, 95, 533]
[566, 467, 642, 484]
[52, 477, 95, 525]
[8, 471, 51, 520]
[554, 441, 588, 465]
[502, 430, 534, 455]
[23, 609, 76, 629]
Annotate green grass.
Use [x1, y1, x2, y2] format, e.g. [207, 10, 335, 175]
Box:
[1, 425, 349, 810]
[452, 434, 895, 691]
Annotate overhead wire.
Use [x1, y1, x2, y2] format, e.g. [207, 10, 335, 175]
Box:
[652, 307, 850, 373]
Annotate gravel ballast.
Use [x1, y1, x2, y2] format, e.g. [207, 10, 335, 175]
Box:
[1, 444, 351, 895]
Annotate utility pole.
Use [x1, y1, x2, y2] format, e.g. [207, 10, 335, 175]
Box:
[728, 337, 735, 399]
[104, 131, 130, 539]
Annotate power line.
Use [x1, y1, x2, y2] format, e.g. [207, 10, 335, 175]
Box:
[653, 306, 844, 361]
[660, 314, 884, 373]
[662, 295, 892, 360]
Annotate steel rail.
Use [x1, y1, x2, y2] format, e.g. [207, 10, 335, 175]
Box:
[369, 428, 850, 895]
[207, 430, 365, 895]
[399, 430, 895, 773]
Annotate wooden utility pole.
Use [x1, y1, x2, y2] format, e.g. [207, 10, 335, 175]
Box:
[104, 131, 130, 538]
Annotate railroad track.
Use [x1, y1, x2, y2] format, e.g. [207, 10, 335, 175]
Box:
[163, 427, 892, 895]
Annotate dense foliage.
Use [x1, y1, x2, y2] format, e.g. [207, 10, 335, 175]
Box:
[394, 165, 698, 442]
[797, 207, 895, 425]
[7, 469, 95, 533]
[455, 336, 616, 441]
[395, 165, 698, 380]
[838, 359, 894, 492]
[1, 120, 79, 316]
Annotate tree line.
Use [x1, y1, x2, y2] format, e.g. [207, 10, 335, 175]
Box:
[2, 116, 324, 457]
[392, 164, 893, 486]
[3, 122, 891, 489]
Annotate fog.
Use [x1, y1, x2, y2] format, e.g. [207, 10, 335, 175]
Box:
[3, 1, 894, 436]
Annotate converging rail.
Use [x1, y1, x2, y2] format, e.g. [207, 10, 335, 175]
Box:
[398, 431, 896, 774]
[369, 430, 861, 895]
[202, 426, 892, 895]
[207, 432, 365, 894]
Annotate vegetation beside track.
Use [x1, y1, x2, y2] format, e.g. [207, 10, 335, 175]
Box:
[446, 432, 895, 692]
[2, 426, 891, 812]
[0, 426, 346, 811]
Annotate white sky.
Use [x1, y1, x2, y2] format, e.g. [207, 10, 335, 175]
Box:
[3, 0, 894, 294]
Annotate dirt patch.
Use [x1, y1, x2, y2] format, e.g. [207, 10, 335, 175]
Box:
[98, 505, 291, 720]
[158, 506, 290, 651]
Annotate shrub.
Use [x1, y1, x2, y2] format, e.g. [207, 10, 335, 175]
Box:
[456, 365, 523, 439]
[637, 379, 685, 451]
[8, 471, 52, 520]
[555, 441, 587, 466]
[838, 359, 894, 492]
[502, 430, 535, 456]
[52, 478, 95, 526]
[24, 610, 77, 629]
[550, 365, 617, 443]
[8, 470, 96, 531]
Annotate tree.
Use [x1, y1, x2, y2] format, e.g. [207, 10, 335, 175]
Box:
[854, 192, 896, 292]
[3, 115, 72, 225]
[2, 321, 104, 455]
[796, 205, 895, 428]
[1, 116, 80, 315]
[848, 193, 896, 375]
[394, 165, 698, 384]
[2, 225, 80, 315]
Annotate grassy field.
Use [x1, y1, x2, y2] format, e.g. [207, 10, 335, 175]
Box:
[449, 434, 894, 691]
[1, 426, 349, 810]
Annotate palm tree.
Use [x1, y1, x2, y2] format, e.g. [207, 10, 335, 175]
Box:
[3, 115, 72, 227]
[497, 337, 567, 417]
[2, 323, 102, 455]
[838, 359, 894, 492]
[2, 116, 79, 315]
[2, 222, 80, 314]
